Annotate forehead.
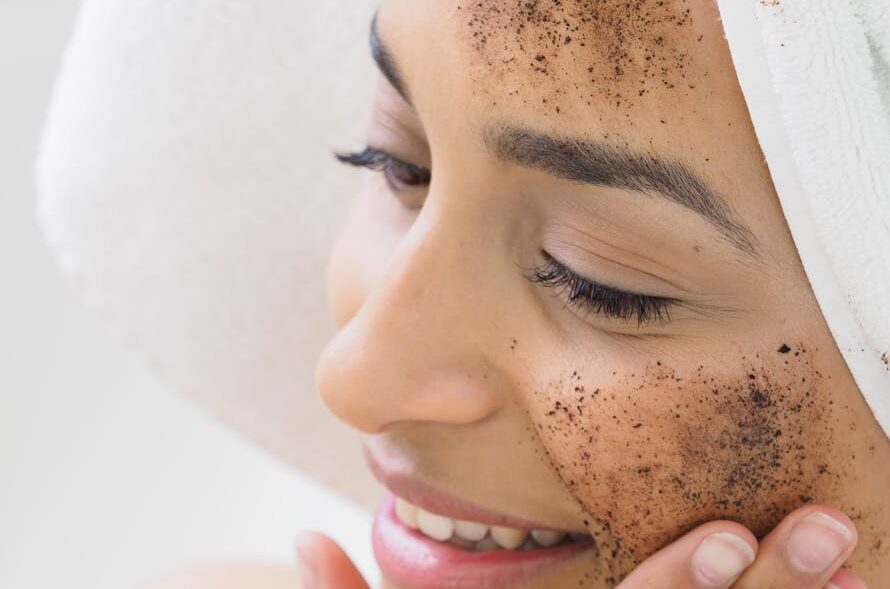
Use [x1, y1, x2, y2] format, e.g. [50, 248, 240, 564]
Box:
[375, 0, 790, 255]
[380, 0, 731, 119]
[375, 0, 755, 168]
[462, 0, 702, 110]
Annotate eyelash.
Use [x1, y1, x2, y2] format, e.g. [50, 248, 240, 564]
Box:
[336, 146, 431, 191]
[336, 148, 673, 326]
[531, 253, 676, 325]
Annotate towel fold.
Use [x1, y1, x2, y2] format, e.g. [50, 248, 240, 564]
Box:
[717, 0, 890, 438]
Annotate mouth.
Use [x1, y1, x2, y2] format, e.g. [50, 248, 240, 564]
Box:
[366, 447, 595, 589]
[391, 493, 588, 551]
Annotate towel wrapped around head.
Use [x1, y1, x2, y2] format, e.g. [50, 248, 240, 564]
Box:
[35, 0, 385, 508]
[34, 0, 890, 510]
[717, 0, 890, 438]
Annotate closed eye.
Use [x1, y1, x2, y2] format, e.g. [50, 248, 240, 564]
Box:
[530, 252, 677, 326]
[336, 146, 431, 193]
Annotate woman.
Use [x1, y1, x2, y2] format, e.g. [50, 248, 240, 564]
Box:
[310, 0, 889, 586]
[74, 0, 886, 587]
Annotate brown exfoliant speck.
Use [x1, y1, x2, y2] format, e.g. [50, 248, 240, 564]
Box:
[528, 344, 849, 585]
[459, 0, 698, 111]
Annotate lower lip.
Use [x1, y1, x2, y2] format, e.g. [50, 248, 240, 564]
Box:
[372, 495, 595, 589]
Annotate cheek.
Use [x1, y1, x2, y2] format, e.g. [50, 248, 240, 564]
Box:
[527, 346, 845, 568]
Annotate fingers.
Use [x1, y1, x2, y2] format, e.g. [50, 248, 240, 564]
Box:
[732, 504, 860, 589]
[826, 568, 868, 589]
[294, 531, 370, 589]
[617, 521, 758, 589]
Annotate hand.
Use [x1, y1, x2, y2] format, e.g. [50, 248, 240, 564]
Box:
[618, 504, 864, 589]
[295, 532, 370, 589]
[294, 504, 865, 589]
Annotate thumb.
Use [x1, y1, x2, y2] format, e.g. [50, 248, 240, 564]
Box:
[295, 532, 370, 589]
[617, 521, 758, 589]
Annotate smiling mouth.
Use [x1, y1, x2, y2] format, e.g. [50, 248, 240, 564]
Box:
[374, 495, 595, 589]
[364, 443, 596, 589]
[393, 494, 587, 552]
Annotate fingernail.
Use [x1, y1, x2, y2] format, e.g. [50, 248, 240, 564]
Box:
[824, 583, 843, 589]
[295, 534, 318, 589]
[786, 512, 854, 574]
[691, 532, 756, 587]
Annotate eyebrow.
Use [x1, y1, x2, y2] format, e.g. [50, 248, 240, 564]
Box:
[370, 13, 412, 105]
[485, 126, 760, 256]
[368, 17, 759, 258]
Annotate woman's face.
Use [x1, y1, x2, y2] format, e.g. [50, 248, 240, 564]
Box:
[316, 0, 875, 587]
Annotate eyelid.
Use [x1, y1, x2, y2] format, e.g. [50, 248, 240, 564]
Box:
[368, 96, 430, 165]
[336, 145, 392, 169]
[336, 146, 429, 175]
[335, 145, 431, 204]
[530, 252, 678, 326]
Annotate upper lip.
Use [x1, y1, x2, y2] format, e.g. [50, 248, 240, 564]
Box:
[362, 442, 563, 531]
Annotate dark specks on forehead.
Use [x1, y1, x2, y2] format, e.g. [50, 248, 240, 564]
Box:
[457, 0, 702, 113]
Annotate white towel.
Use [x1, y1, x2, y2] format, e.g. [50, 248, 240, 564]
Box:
[35, 0, 890, 508]
[717, 0, 890, 438]
[35, 0, 384, 508]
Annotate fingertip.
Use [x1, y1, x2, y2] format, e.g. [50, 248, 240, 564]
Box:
[299, 530, 359, 557]
[295, 530, 323, 549]
[616, 519, 760, 589]
[691, 520, 759, 555]
[776, 505, 857, 577]
[826, 568, 868, 589]
[294, 530, 323, 565]
[797, 504, 858, 544]
[294, 531, 326, 588]
[293, 531, 370, 589]
[296, 531, 354, 584]
[691, 528, 758, 587]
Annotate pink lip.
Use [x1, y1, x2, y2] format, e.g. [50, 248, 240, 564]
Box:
[373, 496, 595, 589]
[363, 443, 567, 530]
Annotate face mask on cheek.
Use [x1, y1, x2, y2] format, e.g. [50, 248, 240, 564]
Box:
[525, 343, 849, 579]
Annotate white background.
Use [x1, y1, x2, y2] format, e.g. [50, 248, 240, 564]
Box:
[0, 2, 376, 588]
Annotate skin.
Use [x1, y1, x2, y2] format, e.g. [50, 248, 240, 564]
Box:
[313, 0, 890, 587]
[145, 1, 887, 588]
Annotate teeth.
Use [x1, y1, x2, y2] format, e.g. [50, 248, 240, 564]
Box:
[531, 530, 565, 547]
[449, 535, 478, 550]
[454, 519, 489, 542]
[417, 508, 454, 542]
[475, 536, 501, 552]
[491, 525, 529, 550]
[395, 498, 419, 530]
[393, 496, 574, 552]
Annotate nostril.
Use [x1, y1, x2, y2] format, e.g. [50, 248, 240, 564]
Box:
[315, 320, 506, 434]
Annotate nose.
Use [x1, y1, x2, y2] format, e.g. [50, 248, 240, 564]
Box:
[315, 214, 509, 434]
